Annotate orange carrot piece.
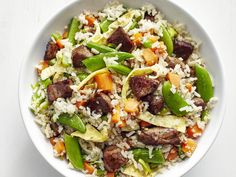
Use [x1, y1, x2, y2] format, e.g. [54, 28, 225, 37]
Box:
[167, 73, 180, 88]
[133, 33, 143, 46]
[182, 139, 197, 157]
[142, 48, 158, 66]
[124, 98, 139, 113]
[75, 101, 86, 109]
[112, 106, 120, 124]
[85, 16, 96, 27]
[84, 162, 95, 174]
[54, 141, 65, 154]
[167, 147, 178, 161]
[118, 120, 126, 128]
[149, 36, 158, 42]
[56, 39, 64, 49]
[50, 137, 56, 146]
[139, 121, 152, 128]
[185, 83, 192, 92]
[186, 124, 203, 138]
[107, 172, 115, 177]
[95, 71, 113, 92]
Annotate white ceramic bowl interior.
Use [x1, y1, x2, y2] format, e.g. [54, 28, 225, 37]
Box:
[19, 0, 226, 176]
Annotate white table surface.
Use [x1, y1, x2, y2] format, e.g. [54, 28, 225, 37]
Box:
[0, 0, 235, 176]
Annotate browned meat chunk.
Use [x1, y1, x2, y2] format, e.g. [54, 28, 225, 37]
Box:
[144, 12, 155, 21]
[142, 95, 164, 115]
[50, 122, 59, 137]
[72, 45, 93, 67]
[130, 76, 158, 99]
[44, 41, 59, 61]
[166, 57, 185, 69]
[173, 39, 194, 60]
[138, 127, 180, 145]
[86, 93, 112, 114]
[193, 97, 206, 109]
[47, 79, 73, 103]
[107, 27, 134, 52]
[103, 145, 128, 172]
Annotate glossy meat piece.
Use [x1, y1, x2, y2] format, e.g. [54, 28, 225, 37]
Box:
[103, 145, 128, 172]
[47, 79, 73, 103]
[173, 39, 194, 60]
[138, 127, 180, 145]
[72, 45, 93, 67]
[44, 41, 59, 61]
[142, 95, 164, 115]
[130, 76, 158, 99]
[107, 27, 134, 52]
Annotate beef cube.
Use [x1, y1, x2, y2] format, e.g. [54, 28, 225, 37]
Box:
[44, 41, 59, 61]
[47, 79, 73, 103]
[72, 45, 93, 67]
[107, 27, 134, 52]
[173, 39, 194, 60]
[130, 76, 158, 99]
[142, 95, 164, 115]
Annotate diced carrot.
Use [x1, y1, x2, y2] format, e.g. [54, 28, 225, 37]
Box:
[182, 139, 197, 157]
[85, 15, 96, 27]
[185, 83, 192, 92]
[75, 101, 86, 109]
[118, 120, 126, 128]
[54, 141, 65, 155]
[49, 137, 56, 146]
[167, 147, 178, 161]
[56, 39, 64, 49]
[167, 73, 180, 88]
[124, 98, 139, 113]
[95, 71, 113, 92]
[62, 31, 68, 39]
[37, 60, 49, 74]
[84, 161, 95, 174]
[133, 33, 143, 46]
[186, 124, 203, 138]
[112, 106, 120, 124]
[107, 172, 115, 177]
[142, 48, 158, 66]
[139, 121, 152, 128]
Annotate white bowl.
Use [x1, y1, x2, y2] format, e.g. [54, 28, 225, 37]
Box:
[19, 0, 226, 176]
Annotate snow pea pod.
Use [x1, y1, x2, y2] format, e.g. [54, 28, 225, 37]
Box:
[68, 17, 79, 45]
[132, 148, 165, 164]
[107, 64, 132, 75]
[100, 19, 113, 33]
[86, 42, 116, 53]
[82, 52, 134, 71]
[58, 114, 86, 133]
[162, 81, 189, 116]
[195, 64, 213, 102]
[160, 26, 173, 55]
[77, 72, 89, 81]
[64, 134, 83, 170]
[167, 26, 177, 39]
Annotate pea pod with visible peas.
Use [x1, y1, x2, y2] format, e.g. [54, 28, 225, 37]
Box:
[162, 81, 189, 116]
[82, 52, 134, 71]
[107, 64, 132, 75]
[86, 42, 116, 53]
[57, 114, 86, 133]
[68, 17, 79, 45]
[132, 148, 165, 164]
[195, 64, 214, 102]
[64, 134, 84, 170]
[160, 26, 174, 55]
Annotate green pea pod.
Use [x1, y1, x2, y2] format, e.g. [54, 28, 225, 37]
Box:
[64, 134, 83, 170]
[86, 42, 116, 53]
[82, 52, 134, 71]
[161, 26, 173, 55]
[132, 148, 165, 164]
[68, 17, 79, 45]
[195, 64, 214, 102]
[129, 21, 138, 30]
[77, 72, 89, 81]
[51, 32, 62, 41]
[143, 39, 153, 48]
[100, 19, 113, 33]
[167, 26, 177, 39]
[138, 159, 151, 175]
[58, 114, 86, 133]
[107, 64, 132, 75]
[162, 81, 189, 116]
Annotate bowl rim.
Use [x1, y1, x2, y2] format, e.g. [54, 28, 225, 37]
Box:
[18, 0, 226, 176]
